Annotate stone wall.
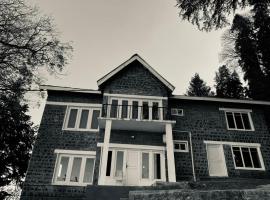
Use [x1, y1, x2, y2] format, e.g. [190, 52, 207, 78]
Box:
[169, 99, 270, 180]
[21, 92, 102, 199]
[129, 188, 270, 200]
[100, 60, 170, 96]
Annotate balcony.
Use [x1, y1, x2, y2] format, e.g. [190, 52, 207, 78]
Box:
[98, 104, 175, 132]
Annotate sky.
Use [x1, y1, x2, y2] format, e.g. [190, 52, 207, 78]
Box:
[26, 0, 226, 124]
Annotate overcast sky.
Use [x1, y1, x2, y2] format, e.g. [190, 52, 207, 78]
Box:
[26, 0, 226, 124]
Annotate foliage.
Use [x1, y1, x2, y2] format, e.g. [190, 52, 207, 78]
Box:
[222, 12, 270, 100]
[0, 84, 36, 199]
[214, 65, 244, 98]
[0, 0, 72, 198]
[176, 0, 269, 31]
[186, 73, 212, 96]
[0, 0, 73, 91]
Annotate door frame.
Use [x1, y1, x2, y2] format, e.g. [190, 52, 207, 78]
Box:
[98, 143, 166, 186]
[206, 143, 228, 177]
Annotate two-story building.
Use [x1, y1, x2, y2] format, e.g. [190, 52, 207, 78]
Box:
[21, 54, 270, 199]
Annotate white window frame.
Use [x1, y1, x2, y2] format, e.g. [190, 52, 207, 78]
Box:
[220, 108, 255, 131]
[52, 150, 96, 186]
[107, 96, 163, 121]
[174, 140, 189, 152]
[231, 145, 265, 171]
[171, 108, 184, 116]
[63, 106, 101, 131]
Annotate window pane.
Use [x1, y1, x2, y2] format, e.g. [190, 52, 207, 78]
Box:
[70, 157, 82, 182]
[121, 100, 128, 118]
[232, 147, 244, 167]
[242, 148, 253, 167]
[152, 102, 159, 120]
[83, 158, 95, 183]
[67, 109, 78, 128]
[106, 151, 112, 176]
[174, 143, 179, 150]
[110, 100, 118, 118]
[115, 151, 124, 177]
[250, 148, 261, 168]
[226, 112, 235, 129]
[142, 102, 149, 120]
[234, 113, 244, 129]
[142, 153, 149, 179]
[180, 143, 186, 150]
[242, 113, 251, 130]
[79, 109, 89, 129]
[57, 156, 69, 181]
[154, 154, 161, 179]
[91, 110, 100, 129]
[132, 101, 138, 119]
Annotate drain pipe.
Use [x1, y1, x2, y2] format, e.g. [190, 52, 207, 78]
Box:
[173, 130, 196, 182]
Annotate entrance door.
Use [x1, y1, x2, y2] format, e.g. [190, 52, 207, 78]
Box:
[126, 151, 139, 185]
[206, 144, 228, 177]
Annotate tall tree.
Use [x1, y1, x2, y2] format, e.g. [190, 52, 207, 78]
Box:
[176, 0, 269, 31]
[0, 0, 72, 198]
[214, 65, 244, 98]
[222, 14, 268, 100]
[186, 73, 212, 96]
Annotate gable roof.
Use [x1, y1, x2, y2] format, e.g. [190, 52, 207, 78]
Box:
[97, 54, 175, 92]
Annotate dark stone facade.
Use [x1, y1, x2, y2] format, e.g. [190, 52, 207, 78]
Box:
[169, 99, 270, 180]
[100, 60, 171, 97]
[21, 59, 270, 199]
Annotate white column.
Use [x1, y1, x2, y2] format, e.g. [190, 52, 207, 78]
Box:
[99, 119, 112, 185]
[165, 123, 176, 182]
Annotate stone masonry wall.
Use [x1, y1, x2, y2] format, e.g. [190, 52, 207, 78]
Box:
[100, 60, 170, 96]
[169, 99, 270, 181]
[21, 93, 102, 199]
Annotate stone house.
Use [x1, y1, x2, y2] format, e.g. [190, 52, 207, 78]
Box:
[21, 54, 270, 199]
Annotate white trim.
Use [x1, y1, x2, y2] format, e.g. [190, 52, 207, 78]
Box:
[231, 146, 265, 171]
[171, 95, 270, 105]
[52, 151, 96, 186]
[219, 108, 252, 112]
[54, 149, 96, 155]
[171, 108, 184, 116]
[40, 85, 101, 94]
[104, 93, 168, 100]
[46, 101, 102, 107]
[203, 140, 261, 147]
[97, 55, 175, 91]
[63, 106, 101, 131]
[173, 140, 189, 152]
[97, 143, 166, 151]
[221, 110, 255, 131]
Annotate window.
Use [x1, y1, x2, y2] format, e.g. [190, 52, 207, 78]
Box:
[224, 110, 254, 131]
[115, 151, 124, 178]
[64, 107, 101, 131]
[171, 108, 184, 116]
[141, 152, 149, 179]
[174, 141, 188, 152]
[53, 151, 95, 186]
[232, 146, 264, 170]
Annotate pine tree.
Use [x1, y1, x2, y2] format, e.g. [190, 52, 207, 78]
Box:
[186, 73, 212, 96]
[214, 65, 244, 98]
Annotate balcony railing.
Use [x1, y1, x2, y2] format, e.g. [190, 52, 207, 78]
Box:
[101, 104, 172, 121]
